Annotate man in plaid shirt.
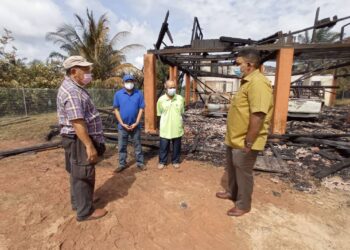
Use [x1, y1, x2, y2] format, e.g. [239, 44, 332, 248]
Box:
[57, 55, 107, 222]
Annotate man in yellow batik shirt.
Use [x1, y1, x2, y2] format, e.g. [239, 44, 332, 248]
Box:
[216, 49, 273, 217]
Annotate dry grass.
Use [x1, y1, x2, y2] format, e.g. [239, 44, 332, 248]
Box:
[0, 113, 57, 141]
[335, 98, 350, 106]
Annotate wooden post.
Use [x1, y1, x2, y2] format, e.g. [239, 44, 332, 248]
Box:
[169, 66, 174, 81]
[329, 73, 337, 106]
[169, 66, 178, 85]
[271, 48, 294, 135]
[185, 73, 191, 106]
[144, 53, 157, 133]
[193, 78, 198, 102]
[174, 66, 178, 85]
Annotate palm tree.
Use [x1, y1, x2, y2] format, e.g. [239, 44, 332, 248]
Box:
[297, 27, 340, 44]
[295, 27, 341, 73]
[46, 9, 144, 80]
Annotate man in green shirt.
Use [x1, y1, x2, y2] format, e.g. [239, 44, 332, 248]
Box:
[216, 49, 273, 217]
[157, 80, 185, 169]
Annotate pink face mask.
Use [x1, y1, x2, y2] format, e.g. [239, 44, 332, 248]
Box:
[82, 73, 92, 85]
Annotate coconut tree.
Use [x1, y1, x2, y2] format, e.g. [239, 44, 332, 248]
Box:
[296, 27, 341, 73]
[46, 9, 144, 80]
[297, 27, 340, 44]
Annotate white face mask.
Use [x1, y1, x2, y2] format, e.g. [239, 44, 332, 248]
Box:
[125, 82, 134, 90]
[167, 88, 176, 96]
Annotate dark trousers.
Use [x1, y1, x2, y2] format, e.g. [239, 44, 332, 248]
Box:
[159, 137, 182, 164]
[62, 137, 95, 220]
[226, 146, 258, 211]
[118, 127, 144, 168]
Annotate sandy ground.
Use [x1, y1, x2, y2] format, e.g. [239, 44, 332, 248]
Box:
[0, 140, 349, 250]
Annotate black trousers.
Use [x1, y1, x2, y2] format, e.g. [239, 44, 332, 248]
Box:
[159, 137, 182, 164]
[62, 136, 96, 220]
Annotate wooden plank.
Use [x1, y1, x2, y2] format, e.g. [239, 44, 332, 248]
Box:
[254, 155, 289, 173]
[313, 158, 350, 179]
[0, 141, 62, 158]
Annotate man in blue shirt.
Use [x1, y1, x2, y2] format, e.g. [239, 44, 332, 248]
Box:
[113, 74, 146, 172]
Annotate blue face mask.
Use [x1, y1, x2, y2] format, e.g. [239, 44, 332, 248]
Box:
[233, 66, 242, 77]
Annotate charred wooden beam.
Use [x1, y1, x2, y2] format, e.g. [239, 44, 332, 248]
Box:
[104, 133, 159, 141]
[317, 149, 344, 161]
[0, 141, 62, 158]
[163, 54, 235, 61]
[289, 86, 339, 89]
[293, 137, 350, 149]
[268, 143, 287, 169]
[105, 137, 159, 149]
[154, 11, 173, 50]
[269, 133, 350, 140]
[171, 62, 234, 67]
[0, 117, 31, 127]
[195, 71, 239, 79]
[219, 36, 256, 45]
[313, 158, 350, 178]
[149, 42, 350, 56]
[190, 17, 203, 42]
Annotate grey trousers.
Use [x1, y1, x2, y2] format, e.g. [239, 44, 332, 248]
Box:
[226, 146, 258, 211]
[62, 136, 95, 220]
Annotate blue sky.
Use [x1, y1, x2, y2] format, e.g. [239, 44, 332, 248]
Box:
[0, 0, 349, 68]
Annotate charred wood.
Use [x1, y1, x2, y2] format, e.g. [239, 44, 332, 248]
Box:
[313, 158, 350, 178]
[0, 141, 62, 158]
[293, 137, 350, 149]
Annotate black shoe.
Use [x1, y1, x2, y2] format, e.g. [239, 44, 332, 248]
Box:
[114, 166, 126, 173]
[137, 164, 147, 171]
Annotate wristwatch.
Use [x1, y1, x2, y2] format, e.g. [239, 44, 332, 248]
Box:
[244, 139, 253, 148]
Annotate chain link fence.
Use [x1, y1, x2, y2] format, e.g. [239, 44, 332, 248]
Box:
[0, 88, 117, 117]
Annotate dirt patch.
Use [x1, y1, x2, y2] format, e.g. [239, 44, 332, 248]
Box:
[0, 141, 349, 250]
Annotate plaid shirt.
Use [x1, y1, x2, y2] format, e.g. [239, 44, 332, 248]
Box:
[57, 77, 104, 143]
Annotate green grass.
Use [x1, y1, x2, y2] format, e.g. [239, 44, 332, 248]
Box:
[0, 113, 57, 141]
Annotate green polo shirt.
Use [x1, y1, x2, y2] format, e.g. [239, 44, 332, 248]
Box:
[225, 69, 273, 150]
[157, 94, 185, 139]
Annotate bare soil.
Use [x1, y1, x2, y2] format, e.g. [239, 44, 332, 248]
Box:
[0, 139, 349, 250]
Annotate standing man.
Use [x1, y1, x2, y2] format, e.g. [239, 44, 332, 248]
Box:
[216, 49, 273, 217]
[58, 55, 107, 222]
[113, 74, 145, 172]
[157, 80, 185, 169]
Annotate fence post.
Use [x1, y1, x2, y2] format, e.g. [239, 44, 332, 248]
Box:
[22, 88, 28, 117]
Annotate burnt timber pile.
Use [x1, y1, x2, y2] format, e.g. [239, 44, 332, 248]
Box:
[182, 104, 350, 191]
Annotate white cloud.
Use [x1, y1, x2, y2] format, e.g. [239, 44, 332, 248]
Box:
[0, 0, 63, 38]
[0, 0, 64, 61]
